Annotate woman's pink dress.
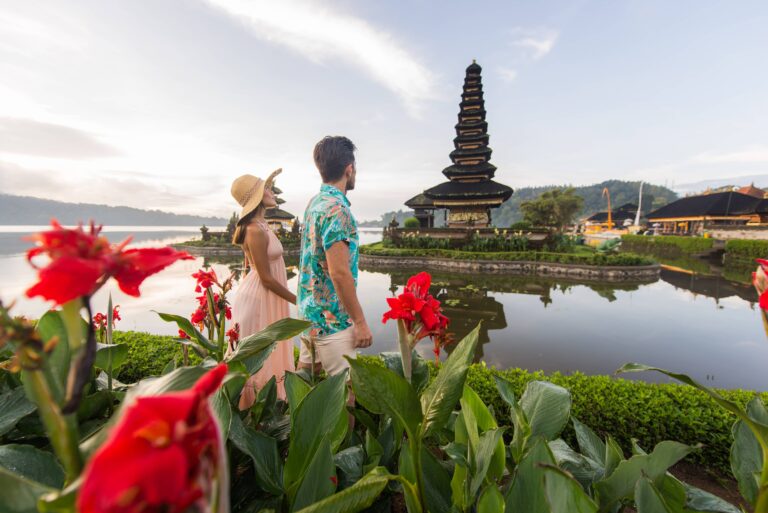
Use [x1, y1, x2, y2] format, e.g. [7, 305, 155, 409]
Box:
[232, 220, 295, 409]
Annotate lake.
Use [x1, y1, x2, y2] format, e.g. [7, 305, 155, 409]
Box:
[1, 225, 765, 391]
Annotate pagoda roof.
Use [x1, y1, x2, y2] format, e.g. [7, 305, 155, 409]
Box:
[275, 197, 286, 205]
[405, 193, 435, 209]
[272, 186, 283, 194]
[647, 191, 761, 219]
[455, 119, 488, 131]
[737, 183, 766, 198]
[442, 161, 497, 179]
[424, 180, 512, 202]
[459, 109, 487, 121]
[466, 61, 482, 74]
[265, 207, 295, 220]
[450, 147, 492, 161]
[454, 133, 489, 145]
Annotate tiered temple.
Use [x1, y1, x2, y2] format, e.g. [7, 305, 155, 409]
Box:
[265, 185, 295, 231]
[407, 61, 512, 228]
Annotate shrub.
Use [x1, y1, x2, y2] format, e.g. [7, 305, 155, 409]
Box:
[403, 217, 420, 229]
[510, 220, 532, 231]
[621, 234, 714, 255]
[113, 330, 201, 383]
[725, 239, 768, 262]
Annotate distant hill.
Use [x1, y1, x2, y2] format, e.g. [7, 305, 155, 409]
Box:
[0, 194, 226, 226]
[358, 209, 448, 228]
[674, 174, 768, 196]
[490, 180, 678, 227]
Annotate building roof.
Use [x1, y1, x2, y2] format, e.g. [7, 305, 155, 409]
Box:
[647, 191, 762, 219]
[424, 180, 513, 202]
[737, 183, 766, 198]
[265, 207, 295, 220]
[586, 203, 639, 222]
[405, 193, 435, 209]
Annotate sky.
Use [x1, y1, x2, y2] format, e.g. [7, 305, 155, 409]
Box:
[1, 0, 767, 221]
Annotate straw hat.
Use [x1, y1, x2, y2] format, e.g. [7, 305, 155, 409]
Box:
[231, 168, 282, 221]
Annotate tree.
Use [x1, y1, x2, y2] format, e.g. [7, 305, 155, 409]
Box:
[519, 187, 584, 232]
[226, 212, 238, 239]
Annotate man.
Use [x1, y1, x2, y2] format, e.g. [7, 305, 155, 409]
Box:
[297, 136, 373, 376]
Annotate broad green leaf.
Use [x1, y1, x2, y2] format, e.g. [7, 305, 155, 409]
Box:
[285, 373, 347, 505]
[505, 436, 556, 513]
[334, 446, 364, 490]
[520, 381, 571, 441]
[635, 477, 676, 513]
[493, 374, 518, 410]
[94, 343, 129, 371]
[730, 397, 768, 505]
[0, 387, 36, 436]
[456, 385, 505, 480]
[469, 428, 506, 498]
[154, 311, 217, 351]
[683, 482, 741, 513]
[348, 358, 422, 439]
[604, 436, 625, 477]
[0, 465, 54, 513]
[285, 372, 312, 417]
[363, 431, 383, 474]
[227, 318, 310, 362]
[616, 364, 768, 450]
[0, 444, 64, 489]
[380, 351, 430, 393]
[478, 484, 505, 513]
[129, 366, 208, 397]
[210, 389, 232, 439]
[36, 311, 70, 389]
[573, 417, 607, 465]
[655, 475, 687, 513]
[419, 323, 480, 438]
[248, 374, 276, 425]
[594, 441, 698, 511]
[293, 467, 394, 513]
[228, 413, 283, 495]
[291, 437, 336, 511]
[542, 464, 599, 513]
[38, 478, 80, 513]
[549, 439, 603, 490]
[76, 390, 111, 421]
[399, 442, 452, 513]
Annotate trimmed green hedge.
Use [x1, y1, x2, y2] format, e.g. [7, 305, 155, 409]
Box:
[725, 239, 768, 262]
[361, 243, 655, 267]
[116, 330, 758, 473]
[621, 235, 715, 255]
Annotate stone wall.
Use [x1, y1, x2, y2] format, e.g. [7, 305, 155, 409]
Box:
[708, 227, 768, 241]
[360, 254, 659, 282]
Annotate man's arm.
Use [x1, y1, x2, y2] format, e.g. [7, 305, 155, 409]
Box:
[325, 241, 372, 348]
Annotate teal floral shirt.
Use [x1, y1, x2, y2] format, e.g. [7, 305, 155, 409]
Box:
[297, 184, 359, 337]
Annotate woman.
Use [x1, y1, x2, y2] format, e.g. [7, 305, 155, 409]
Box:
[230, 169, 297, 409]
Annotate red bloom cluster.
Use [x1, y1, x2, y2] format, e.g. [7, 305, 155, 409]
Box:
[226, 323, 239, 345]
[754, 259, 768, 310]
[178, 329, 190, 340]
[78, 364, 228, 513]
[382, 272, 448, 341]
[190, 293, 231, 327]
[192, 268, 219, 293]
[25, 220, 192, 305]
[93, 306, 121, 331]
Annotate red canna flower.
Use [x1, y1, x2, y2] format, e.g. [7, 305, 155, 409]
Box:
[226, 324, 239, 345]
[405, 271, 431, 298]
[192, 268, 219, 293]
[93, 306, 121, 331]
[329, 476, 338, 486]
[78, 363, 229, 513]
[25, 220, 192, 305]
[178, 329, 190, 340]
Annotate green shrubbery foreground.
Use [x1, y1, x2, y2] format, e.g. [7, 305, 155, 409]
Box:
[725, 239, 768, 263]
[361, 242, 656, 266]
[115, 329, 760, 473]
[621, 234, 715, 255]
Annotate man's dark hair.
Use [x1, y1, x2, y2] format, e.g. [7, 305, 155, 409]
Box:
[313, 136, 356, 183]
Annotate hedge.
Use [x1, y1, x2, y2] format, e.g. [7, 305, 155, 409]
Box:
[115, 330, 760, 473]
[361, 243, 656, 267]
[725, 239, 768, 263]
[620, 235, 715, 255]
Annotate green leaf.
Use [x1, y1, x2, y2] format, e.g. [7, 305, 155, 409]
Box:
[154, 311, 217, 351]
[94, 343, 129, 371]
[419, 323, 480, 438]
[469, 428, 506, 498]
[0, 465, 54, 513]
[505, 436, 556, 513]
[730, 397, 768, 505]
[634, 477, 676, 513]
[36, 310, 70, 389]
[399, 443, 452, 513]
[616, 363, 768, 450]
[493, 374, 518, 410]
[334, 446, 364, 490]
[228, 413, 283, 495]
[284, 373, 348, 506]
[293, 467, 393, 513]
[456, 385, 505, 480]
[348, 358, 422, 440]
[227, 318, 310, 363]
[291, 437, 336, 511]
[520, 380, 571, 441]
[604, 436, 625, 477]
[380, 351, 430, 393]
[285, 372, 312, 418]
[37, 478, 80, 513]
[494, 375, 531, 463]
[541, 464, 599, 513]
[682, 482, 741, 513]
[129, 366, 208, 397]
[593, 441, 699, 511]
[76, 390, 111, 421]
[210, 388, 232, 439]
[0, 444, 64, 489]
[549, 439, 604, 490]
[573, 417, 607, 466]
[477, 484, 505, 513]
[0, 387, 36, 436]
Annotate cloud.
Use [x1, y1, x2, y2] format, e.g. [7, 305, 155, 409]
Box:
[511, 28, 559, 60]
[203, 0, 437, 116]
[0, 117, 119, 159]
[497, 66, 518, 83]
[692, 146, 768, 165]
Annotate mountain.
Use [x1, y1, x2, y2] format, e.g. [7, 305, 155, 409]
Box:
[0, 194, 226, 226]
[673, 174, 768, 196]
[490, 180, 678, 227]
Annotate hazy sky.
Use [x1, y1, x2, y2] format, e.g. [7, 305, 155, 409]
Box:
[1, 0, 767, 220]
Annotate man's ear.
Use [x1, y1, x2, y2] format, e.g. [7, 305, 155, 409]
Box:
[344, 163, 354, 178]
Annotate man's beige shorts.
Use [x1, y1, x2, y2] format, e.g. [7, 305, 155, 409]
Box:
[298, 325, 357, 376]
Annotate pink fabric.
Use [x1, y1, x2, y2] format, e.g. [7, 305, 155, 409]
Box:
[232, 221, 294, 409]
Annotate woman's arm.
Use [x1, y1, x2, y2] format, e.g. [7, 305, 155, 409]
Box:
[245, 226, 297, 304]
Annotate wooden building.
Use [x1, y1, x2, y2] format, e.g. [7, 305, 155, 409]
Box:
[646, 191, 768, 235]
[584, 203, 639, 231]
[406, 61, 512, 228]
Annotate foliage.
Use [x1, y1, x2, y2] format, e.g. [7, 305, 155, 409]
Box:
[113, 331, 202, 382]
[361, 243, 656, 266]
[226, 211, 239, 238]
[404, 217, 421, 229]
[510, 220, 533, 231]
[725, 239, 768, 263]
[621, 234, 715, 255]
[463, 232, 529, 252]
[520, 188, 585, 233]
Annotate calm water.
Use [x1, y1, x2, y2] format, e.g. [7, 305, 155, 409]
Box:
[0, 226, 765, 391]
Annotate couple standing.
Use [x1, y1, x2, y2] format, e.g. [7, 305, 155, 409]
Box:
[229, 136, 372, 408]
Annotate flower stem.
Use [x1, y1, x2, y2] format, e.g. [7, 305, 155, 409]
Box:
[397, 319, 413, 382]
